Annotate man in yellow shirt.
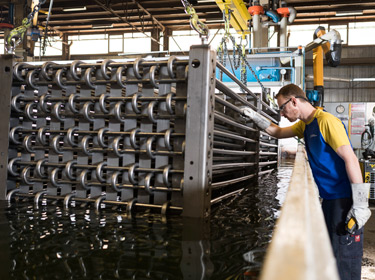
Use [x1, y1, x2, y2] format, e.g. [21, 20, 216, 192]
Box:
[241, 84, 371, 280]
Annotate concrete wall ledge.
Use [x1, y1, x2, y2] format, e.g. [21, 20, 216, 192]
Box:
[260, 144, 339, 280]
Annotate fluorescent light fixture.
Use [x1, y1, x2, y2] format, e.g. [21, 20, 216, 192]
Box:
[352, 78, 375, 82]
[92, 24, 113, 29]
[335, 11, 363, 17]
[205, 20, 225, 23]
[63, 6, 87, 12]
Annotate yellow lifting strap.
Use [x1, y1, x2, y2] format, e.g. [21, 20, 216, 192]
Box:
[215, 0, 251, 35]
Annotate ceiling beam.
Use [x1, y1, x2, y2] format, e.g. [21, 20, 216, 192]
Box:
[92, 0, 162, 45]
[131, 0, 165, 32]
[287, 0, 375, 7]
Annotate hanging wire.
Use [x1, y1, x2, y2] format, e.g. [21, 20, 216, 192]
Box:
[170, 35, 187, 56]
[41, 0, 54, 56]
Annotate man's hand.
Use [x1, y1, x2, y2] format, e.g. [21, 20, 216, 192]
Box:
[240, 106, 271, 130]
[346, 183, 372, 231]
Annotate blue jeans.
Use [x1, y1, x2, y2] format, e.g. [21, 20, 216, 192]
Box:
[322, 198, 363, 280]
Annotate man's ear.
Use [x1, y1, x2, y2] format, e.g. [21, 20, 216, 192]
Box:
[291, 97, 297, 106]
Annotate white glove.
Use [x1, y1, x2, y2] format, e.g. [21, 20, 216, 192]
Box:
[346, 183, 372, 231]
[240, 106, 271, 130]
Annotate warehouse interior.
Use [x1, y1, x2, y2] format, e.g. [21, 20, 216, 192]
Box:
[0, 0, 375, 279]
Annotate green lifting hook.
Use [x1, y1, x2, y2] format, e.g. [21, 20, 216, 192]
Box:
[5, 0, 46, 54]
[5, 17, 32, 54]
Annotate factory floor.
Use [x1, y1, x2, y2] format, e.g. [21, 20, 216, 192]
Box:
[362, 203, 375, 280]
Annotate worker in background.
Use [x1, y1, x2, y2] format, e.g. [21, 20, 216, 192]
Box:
[241, 84, 371, 280]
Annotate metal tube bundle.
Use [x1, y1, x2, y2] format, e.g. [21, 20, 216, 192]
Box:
[1, 45, 279, 218]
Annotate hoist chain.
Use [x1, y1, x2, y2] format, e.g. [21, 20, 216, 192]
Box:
[27, 0, 46, 24]
[218, 7, 270, 97]
[5, 0, 46, 54]
[242, 53, 266, 94]
[240, 44, 247, 88]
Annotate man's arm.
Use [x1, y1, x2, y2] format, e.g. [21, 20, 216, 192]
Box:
[265, 123, 297, 139]
[336, 145, 363, 183]
[337, 144, 371, 231]
[240, 107, 297, 139]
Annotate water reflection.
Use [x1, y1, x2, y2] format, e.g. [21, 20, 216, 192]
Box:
[0, 161, 293, 279]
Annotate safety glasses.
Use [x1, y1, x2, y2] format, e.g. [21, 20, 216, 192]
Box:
[279, 98, 292, 112]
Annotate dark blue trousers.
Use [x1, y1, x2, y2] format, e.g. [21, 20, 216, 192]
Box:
[322, 198, 363, 280]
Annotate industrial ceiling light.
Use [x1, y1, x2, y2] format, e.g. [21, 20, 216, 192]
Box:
[62, 6, 87, 12]
[352, 78, 375, 82]
[335, 11, 363, 17]
[92, 24, 113, 29]
[205, 19, 225, 23]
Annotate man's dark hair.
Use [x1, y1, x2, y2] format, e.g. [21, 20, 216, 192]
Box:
[276, 84, 307, 100]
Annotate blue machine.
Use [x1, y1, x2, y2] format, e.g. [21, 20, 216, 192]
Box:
[217, 56, 281, 83]
[306, 89, 320, 103]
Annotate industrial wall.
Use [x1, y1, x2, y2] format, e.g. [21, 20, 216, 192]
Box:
[305, 45, 375, 103]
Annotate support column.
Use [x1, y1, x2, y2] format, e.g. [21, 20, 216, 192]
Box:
[183, 45, 216, 218]
[62, 33, 70, 60]
[14, 0, 28, 60]
[151, 27, 160, 52]
[0, 55, 14, 199]
[163, 28, 171, 52]
[279, 17, 288, 51]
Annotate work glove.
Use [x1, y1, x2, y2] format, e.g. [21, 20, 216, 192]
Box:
[240, 106, 271, 130]
[346, 183, 372, 232]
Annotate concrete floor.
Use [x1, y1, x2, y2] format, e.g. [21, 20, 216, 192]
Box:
[362, 204, 375, 280]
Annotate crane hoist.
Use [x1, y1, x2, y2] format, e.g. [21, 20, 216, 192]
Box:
[305, 26, 342, 107]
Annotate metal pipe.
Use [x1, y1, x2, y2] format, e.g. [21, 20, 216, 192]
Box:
[214, 126, 245, 137]
[213, 141, 245, 149]
[280, 17, 288, 51]
[214, 95, 246, 113]
[215, 80, 257, 111]
[212, 162, 256, 170]
[212, 167, 250, 174]
[213, 156, 245, 161]
[13, 59, 189, 72]
[210, 189, 244, 205]
[253, 14, 262, 49]
[214, 130, 257, 143]
[213, 148, 256, 156]
[259, 142, 278, 148]
[214, 112, 257, 132]
[12, 192, 183, 211]
[15, 129, 185, 138]
[15, 96, 187, 103]
[259, 161, 278, 166]
[260, 151, 278, 156]
[212, 174, 256, 189]
[216, 62, 257, 100]
[258, 169, 274, 176]
[13, 160, 183, 174]
[261, 131, 277, 139]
